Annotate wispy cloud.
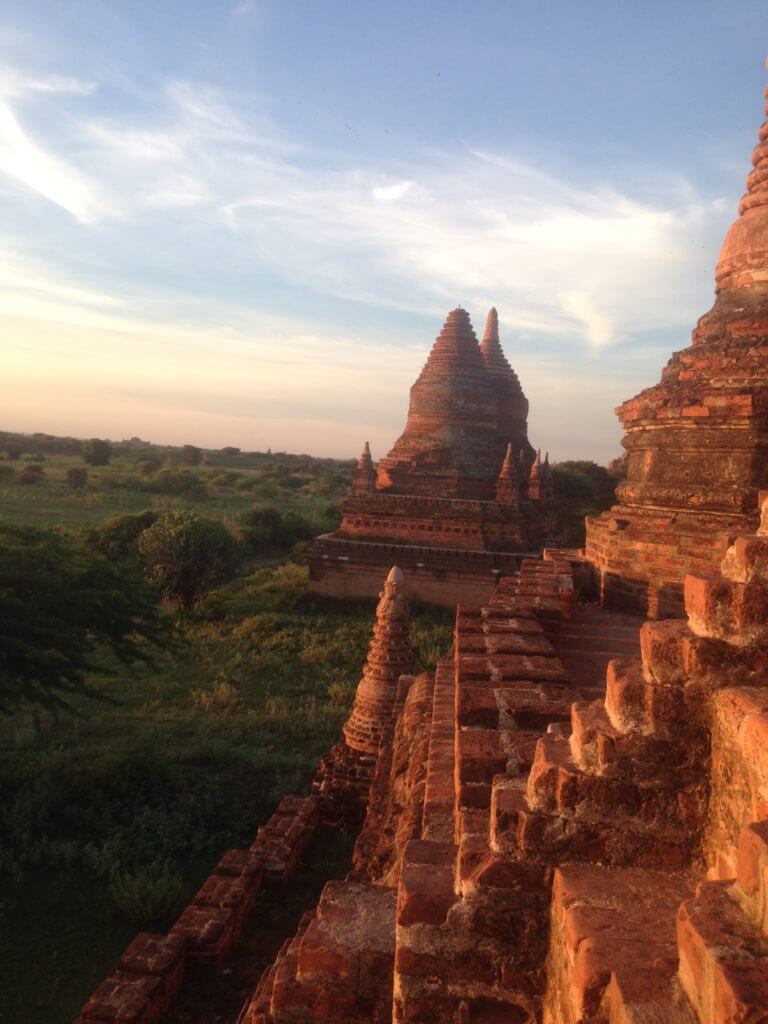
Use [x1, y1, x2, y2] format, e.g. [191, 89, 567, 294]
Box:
[0, 59, 731, 348]
[0, 55, 738, 457]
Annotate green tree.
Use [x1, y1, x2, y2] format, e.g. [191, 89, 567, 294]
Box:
[138, 510, 240, 609]
[551, 460, 618, 546]
[0, 525, 166, 712]
[180, 444, 203, 467]
[136, 457, 161, 476]
[6, 445, 22, 462]
[83, 438, 113, 466]
[84, 510, 159, 561]
[17, 464, 44, 485]
[239, 506, 315, 554]
[66, 467, 88, 489]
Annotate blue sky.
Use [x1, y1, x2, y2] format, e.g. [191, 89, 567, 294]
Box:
[0, 1, 765, 460]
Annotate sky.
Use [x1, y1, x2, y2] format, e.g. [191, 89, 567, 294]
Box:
[0, 2, 766, 462]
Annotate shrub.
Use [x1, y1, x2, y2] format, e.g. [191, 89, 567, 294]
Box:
[83, 438, 113, 466]
[149, 468, 208, 500]
[189, 678, 242, 712]
[108, 861, 185, 925]
[240, 506, 315, 554]
[17, 464, 44, 485]
[84, 510, 159, 561]
[66, 467, 88, 489]
[180, 444, 203, 467]
[136, 457, 161, 476]
[138, 510, 240, 609]
[0, 464, 15, 481]
[211, 471, 242, 488]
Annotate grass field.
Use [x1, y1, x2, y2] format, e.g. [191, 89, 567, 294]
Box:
[0, 450, 348, 530]
[0, 443, 453, 1023]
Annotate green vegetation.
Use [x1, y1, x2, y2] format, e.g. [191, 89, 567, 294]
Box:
[0, 523, 166, 712]
[552, 458, 625, 546]
[0, 432, 353, 530]
[138, 510, 241, 609]
[0, 435, 452, 1023]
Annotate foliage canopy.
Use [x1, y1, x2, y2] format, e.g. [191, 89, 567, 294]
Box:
[0, 524, 167, 712]
[138, 510, 240, 609]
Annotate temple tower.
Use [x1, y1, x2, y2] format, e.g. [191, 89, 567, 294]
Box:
[480, 307, 535, 460]
[375, 308, 501, 499]
[309, 307, 552, 606]
[351, 441, 377, 493]
[586, 82, 768, 617]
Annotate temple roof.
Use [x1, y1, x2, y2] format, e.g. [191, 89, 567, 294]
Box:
[479, 307, 524, 398]
[716, 83, 768, 293]
[415, 307, 489, 383]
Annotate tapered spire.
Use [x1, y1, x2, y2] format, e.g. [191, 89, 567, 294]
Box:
[343, 567, 412, 756]
[496, 442, 519, 506]
[375, 308, 501, 498]
[351, 441, 377, 493]
[479, 307, 534, 463]
[483, 306, 500, 343]
[528, 449, 543, 501]
[480, 307, 523, 397]
[715, 82, 768, 295]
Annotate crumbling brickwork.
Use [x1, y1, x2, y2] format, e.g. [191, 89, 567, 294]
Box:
[586, 89, 768, 618]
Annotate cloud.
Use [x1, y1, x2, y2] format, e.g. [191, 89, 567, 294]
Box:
[372, 181, 414, 201]
[0, 61, 730, 349]
[0, 100, 107, 221]
[0, 59, 739, 457]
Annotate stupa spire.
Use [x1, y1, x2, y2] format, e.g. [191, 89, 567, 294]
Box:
[478, 307, 534, 463]
[479, 307, 523, 396]
[351, 441, 377, 493]
[342, 567, 413, 756]
[496, 442, 519, 506]
[483, 306, 500, 344]
[375, 307, 501, 498]
[715, 79, 768, 295]
[528, 449, 543, 501]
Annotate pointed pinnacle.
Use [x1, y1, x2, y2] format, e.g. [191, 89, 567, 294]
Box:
[483, 307, 500, 343]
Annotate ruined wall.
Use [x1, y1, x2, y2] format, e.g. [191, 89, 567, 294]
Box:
[586, 88, 768, 617]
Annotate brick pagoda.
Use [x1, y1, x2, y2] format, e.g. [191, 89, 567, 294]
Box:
[309, 307, 553, 606]
[313, 565, 414, 817]
[586, 86, 768, 617]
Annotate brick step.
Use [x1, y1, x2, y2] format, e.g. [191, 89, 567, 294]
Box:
[528, 733, 643, 819]
[544, 864, 697, 1024]
[605, 657, 683, 738]
[569, 699, 623, 774]
[492, 771, 691, 868]
[677, 879, 768, 1024]
[527, 732, 698, 850]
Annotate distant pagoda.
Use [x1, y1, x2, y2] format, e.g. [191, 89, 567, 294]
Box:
[586, 83, 768, 617]
[309, 308, 553, 606]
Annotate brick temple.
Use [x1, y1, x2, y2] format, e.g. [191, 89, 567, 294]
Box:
[586, 84, 768, 618]
[308, 307, 554, 607]
[75, 78, 768, 1024]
